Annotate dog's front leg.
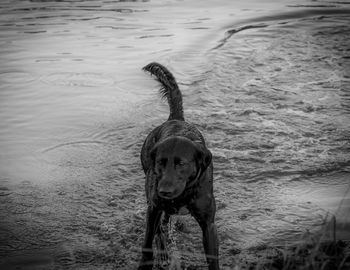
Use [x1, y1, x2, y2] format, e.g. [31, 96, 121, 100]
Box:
[200, 221, 219, 270]
[138, 205, 162, 270]
[190, 198, 219, 270]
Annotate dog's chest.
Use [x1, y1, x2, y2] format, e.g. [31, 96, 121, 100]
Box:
[162, 201, 190, 215]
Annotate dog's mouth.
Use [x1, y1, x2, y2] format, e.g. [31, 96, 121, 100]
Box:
[157, 190, 181, 200]
[157, 186, 185, 200]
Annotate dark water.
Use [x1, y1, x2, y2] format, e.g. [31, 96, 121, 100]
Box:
[0, 0, 349, 269]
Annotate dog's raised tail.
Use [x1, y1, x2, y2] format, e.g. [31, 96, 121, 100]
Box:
[143, 62, 184, 121]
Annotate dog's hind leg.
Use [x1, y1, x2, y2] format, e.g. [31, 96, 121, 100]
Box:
[138, 206, 163, 270]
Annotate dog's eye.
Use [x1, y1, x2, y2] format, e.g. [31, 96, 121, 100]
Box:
[156, 158, 167, 166]
[176, 159, 187, 167]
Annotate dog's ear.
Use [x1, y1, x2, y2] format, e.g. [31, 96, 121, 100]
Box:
[150, 146, 157, 162]
[150, 145, 158, 168]
[194, 142, 212, 170]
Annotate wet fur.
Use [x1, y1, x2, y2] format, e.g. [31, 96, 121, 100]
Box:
[138, 63, 219, 270]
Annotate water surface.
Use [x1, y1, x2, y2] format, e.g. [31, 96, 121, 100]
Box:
[0, 0, 349, 269]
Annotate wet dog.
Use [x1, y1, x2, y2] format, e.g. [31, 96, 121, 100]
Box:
[138, 63, 219, 270]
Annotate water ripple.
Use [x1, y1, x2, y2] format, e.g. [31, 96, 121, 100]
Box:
[41, 72, 115, 87]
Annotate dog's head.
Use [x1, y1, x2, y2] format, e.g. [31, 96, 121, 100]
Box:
[150, 136, 212, 200]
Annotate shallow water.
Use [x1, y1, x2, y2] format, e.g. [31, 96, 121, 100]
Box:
[0, 0, 350, 269]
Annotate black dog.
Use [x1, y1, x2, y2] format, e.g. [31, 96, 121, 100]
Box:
[138, 62, 219, 270]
